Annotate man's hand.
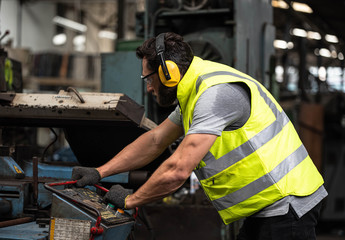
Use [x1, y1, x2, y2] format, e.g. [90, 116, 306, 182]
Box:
[71, 167, 101, 187]
[104, 185, 132, 209]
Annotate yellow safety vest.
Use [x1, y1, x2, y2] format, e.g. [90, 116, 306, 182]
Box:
[177, 57, 324, 225]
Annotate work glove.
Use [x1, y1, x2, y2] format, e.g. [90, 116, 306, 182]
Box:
[104, 185, 131, 209]
[71, 166, 101, 187]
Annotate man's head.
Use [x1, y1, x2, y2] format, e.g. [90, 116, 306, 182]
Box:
[136, 32, 194, 107]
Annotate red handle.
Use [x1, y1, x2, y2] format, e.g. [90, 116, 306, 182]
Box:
[47, 180, 109, 193]
[94, 184, 109, 192]
[47, 180, 77, 186]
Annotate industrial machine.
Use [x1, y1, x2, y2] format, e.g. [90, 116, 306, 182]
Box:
[45, 181, 134, 240]
[0, 88, 169, 239]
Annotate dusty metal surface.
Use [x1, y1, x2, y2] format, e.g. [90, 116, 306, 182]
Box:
[7, 90, 124, 110]
[0, 90, 154, 128]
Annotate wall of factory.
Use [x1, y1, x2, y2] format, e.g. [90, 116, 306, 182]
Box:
[1, 0, 57, 52]
[1, 0, 19, 47]
[21, 2, 57, 52]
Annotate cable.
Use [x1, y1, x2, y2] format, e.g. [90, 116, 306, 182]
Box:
[149, 0, 183, 38]
[41, 128, 58, 162]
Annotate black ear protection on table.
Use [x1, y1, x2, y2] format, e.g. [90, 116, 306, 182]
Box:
[155, 33, 181, 87]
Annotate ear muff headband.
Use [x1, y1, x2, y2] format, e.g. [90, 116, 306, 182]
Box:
[156, 33, 181, 87]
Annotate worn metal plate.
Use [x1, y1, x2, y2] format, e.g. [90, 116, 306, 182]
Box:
[49, 217, 91, 240]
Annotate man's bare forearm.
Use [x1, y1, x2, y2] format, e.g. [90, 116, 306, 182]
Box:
[125, 133, 218, 209]
[97, 131, 165, 178]
[97, 119, 184, 178]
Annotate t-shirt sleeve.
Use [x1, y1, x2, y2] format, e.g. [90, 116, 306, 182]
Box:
[186, 83, 251, 136]
[168, 104, 183, 127]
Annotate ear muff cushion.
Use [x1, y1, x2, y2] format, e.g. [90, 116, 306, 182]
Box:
[158, 60, 181, 87]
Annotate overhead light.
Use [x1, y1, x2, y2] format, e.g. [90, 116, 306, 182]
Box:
[331, 50, 338, 59]
[307, 31, 321, 40]
[287, 42, 294, 49]
[52, 33, 66, 46]
[73, 35, 86, 52]
[73, 35, 86, 45]
[319, 48, 331, 58]
[318, 67, 326, 81]
[291, 28, 307, 38]
[272, 0, 289, 9]
[338, 52, 344, 60]
[325, 34, 339, 43]
[98, 30, 117, 40]
[316, 48, 336, 59]
[53, 16, 87, 33]
[275, 65, 284, 83]
[274, 40, 294, 49]
[274, 40, 288, 49]
[291, 2, 313, 13]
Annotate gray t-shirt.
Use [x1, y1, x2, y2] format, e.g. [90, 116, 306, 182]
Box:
[169, 82, 250, 135]
[168, 82, 327, 218]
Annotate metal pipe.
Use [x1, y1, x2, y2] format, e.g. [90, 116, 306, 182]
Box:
[33, 156, 38, 206]
[0, 193, 19, 198]
[0, 217, 33, 228]
[17, 0, 22, 47]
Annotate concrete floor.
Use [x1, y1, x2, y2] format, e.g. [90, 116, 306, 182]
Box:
[316, 221, 345, 240]
[317, 237, 345, 240]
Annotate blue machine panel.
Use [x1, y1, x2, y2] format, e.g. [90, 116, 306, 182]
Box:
[0, 181, 29, 219]
[22, 160, 129, 183]
[0, 221, 49, 240]
[0, 157, 25, 179]
[101, 51, 144, 105]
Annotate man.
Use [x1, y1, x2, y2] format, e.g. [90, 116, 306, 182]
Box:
[72, 32, 327, 239]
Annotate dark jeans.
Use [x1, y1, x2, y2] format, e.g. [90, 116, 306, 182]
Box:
[236, 202, 322, 240]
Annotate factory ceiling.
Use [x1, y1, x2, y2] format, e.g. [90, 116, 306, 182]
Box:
[304, 0, 345, 44]
[274, 0, 345, 57]
[14, 0, 345, 67]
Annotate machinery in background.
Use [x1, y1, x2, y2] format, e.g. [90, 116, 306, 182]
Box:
[316, 92, 345, 226]
[102, 0, 276, 124]
[0, 88, 169, 239]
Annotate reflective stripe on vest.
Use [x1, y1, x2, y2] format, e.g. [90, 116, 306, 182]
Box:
[192, 71, 309, 211]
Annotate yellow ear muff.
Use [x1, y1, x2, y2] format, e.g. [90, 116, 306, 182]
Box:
[158, 60, 181, 87]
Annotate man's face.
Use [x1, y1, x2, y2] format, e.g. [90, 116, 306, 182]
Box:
[142, 58, 177, 107]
